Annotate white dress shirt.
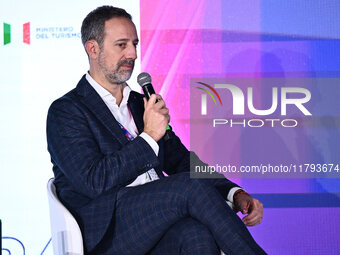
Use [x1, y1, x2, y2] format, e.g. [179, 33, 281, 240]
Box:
[85, 73, 241, 202]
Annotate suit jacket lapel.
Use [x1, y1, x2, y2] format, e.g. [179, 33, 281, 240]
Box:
[127, 91, 145, 134]
[75, 75, 128, 146]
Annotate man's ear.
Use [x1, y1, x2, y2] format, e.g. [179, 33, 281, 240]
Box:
[85, 40, 100, 60]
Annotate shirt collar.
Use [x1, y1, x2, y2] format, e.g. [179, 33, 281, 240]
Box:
[85, 72, 131, 106]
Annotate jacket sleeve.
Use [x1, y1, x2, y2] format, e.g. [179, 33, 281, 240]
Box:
[47, 98, 160, 199]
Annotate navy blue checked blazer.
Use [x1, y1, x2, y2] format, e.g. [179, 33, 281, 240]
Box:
[46, 75, 239, 252]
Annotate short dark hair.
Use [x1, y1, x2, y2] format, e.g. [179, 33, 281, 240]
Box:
[81, 5, 132, 50]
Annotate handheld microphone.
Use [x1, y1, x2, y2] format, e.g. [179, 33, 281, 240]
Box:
[137, 72, 172, 139]
[137, 72, 156, 100]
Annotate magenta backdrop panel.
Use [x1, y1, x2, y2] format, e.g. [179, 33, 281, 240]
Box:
[140, 0, 340, 254]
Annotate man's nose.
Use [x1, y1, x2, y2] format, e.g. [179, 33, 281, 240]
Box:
[125, 44, 137, 60]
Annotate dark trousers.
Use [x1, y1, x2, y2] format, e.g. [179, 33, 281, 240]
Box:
[90, 172, 266, 255]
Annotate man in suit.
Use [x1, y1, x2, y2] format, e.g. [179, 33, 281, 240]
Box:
[47, 5, 266, 255]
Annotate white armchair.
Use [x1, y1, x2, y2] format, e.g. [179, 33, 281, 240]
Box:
[47, 178, 84, 255]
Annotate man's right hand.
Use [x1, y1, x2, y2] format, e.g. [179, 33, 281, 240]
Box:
[143, 94, 170, 142]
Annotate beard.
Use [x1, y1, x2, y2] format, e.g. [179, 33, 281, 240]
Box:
[98, 52, 134, 84]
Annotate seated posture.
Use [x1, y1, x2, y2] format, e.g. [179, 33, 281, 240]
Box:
[46, 5, 266, 255]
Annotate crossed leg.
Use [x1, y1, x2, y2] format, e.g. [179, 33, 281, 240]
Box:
[91, 172, 266, 255]
[148, 217, 220, 255]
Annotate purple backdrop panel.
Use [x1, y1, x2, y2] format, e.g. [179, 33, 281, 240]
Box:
[140, 0, 340, 253]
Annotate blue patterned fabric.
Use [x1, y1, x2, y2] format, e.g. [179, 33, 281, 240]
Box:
[117, 122, 159, 181]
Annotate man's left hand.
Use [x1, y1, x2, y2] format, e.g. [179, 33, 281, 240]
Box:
[234, 192, 263, 227]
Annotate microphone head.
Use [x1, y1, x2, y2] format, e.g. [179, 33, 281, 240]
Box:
[137, 72, 152, 87]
